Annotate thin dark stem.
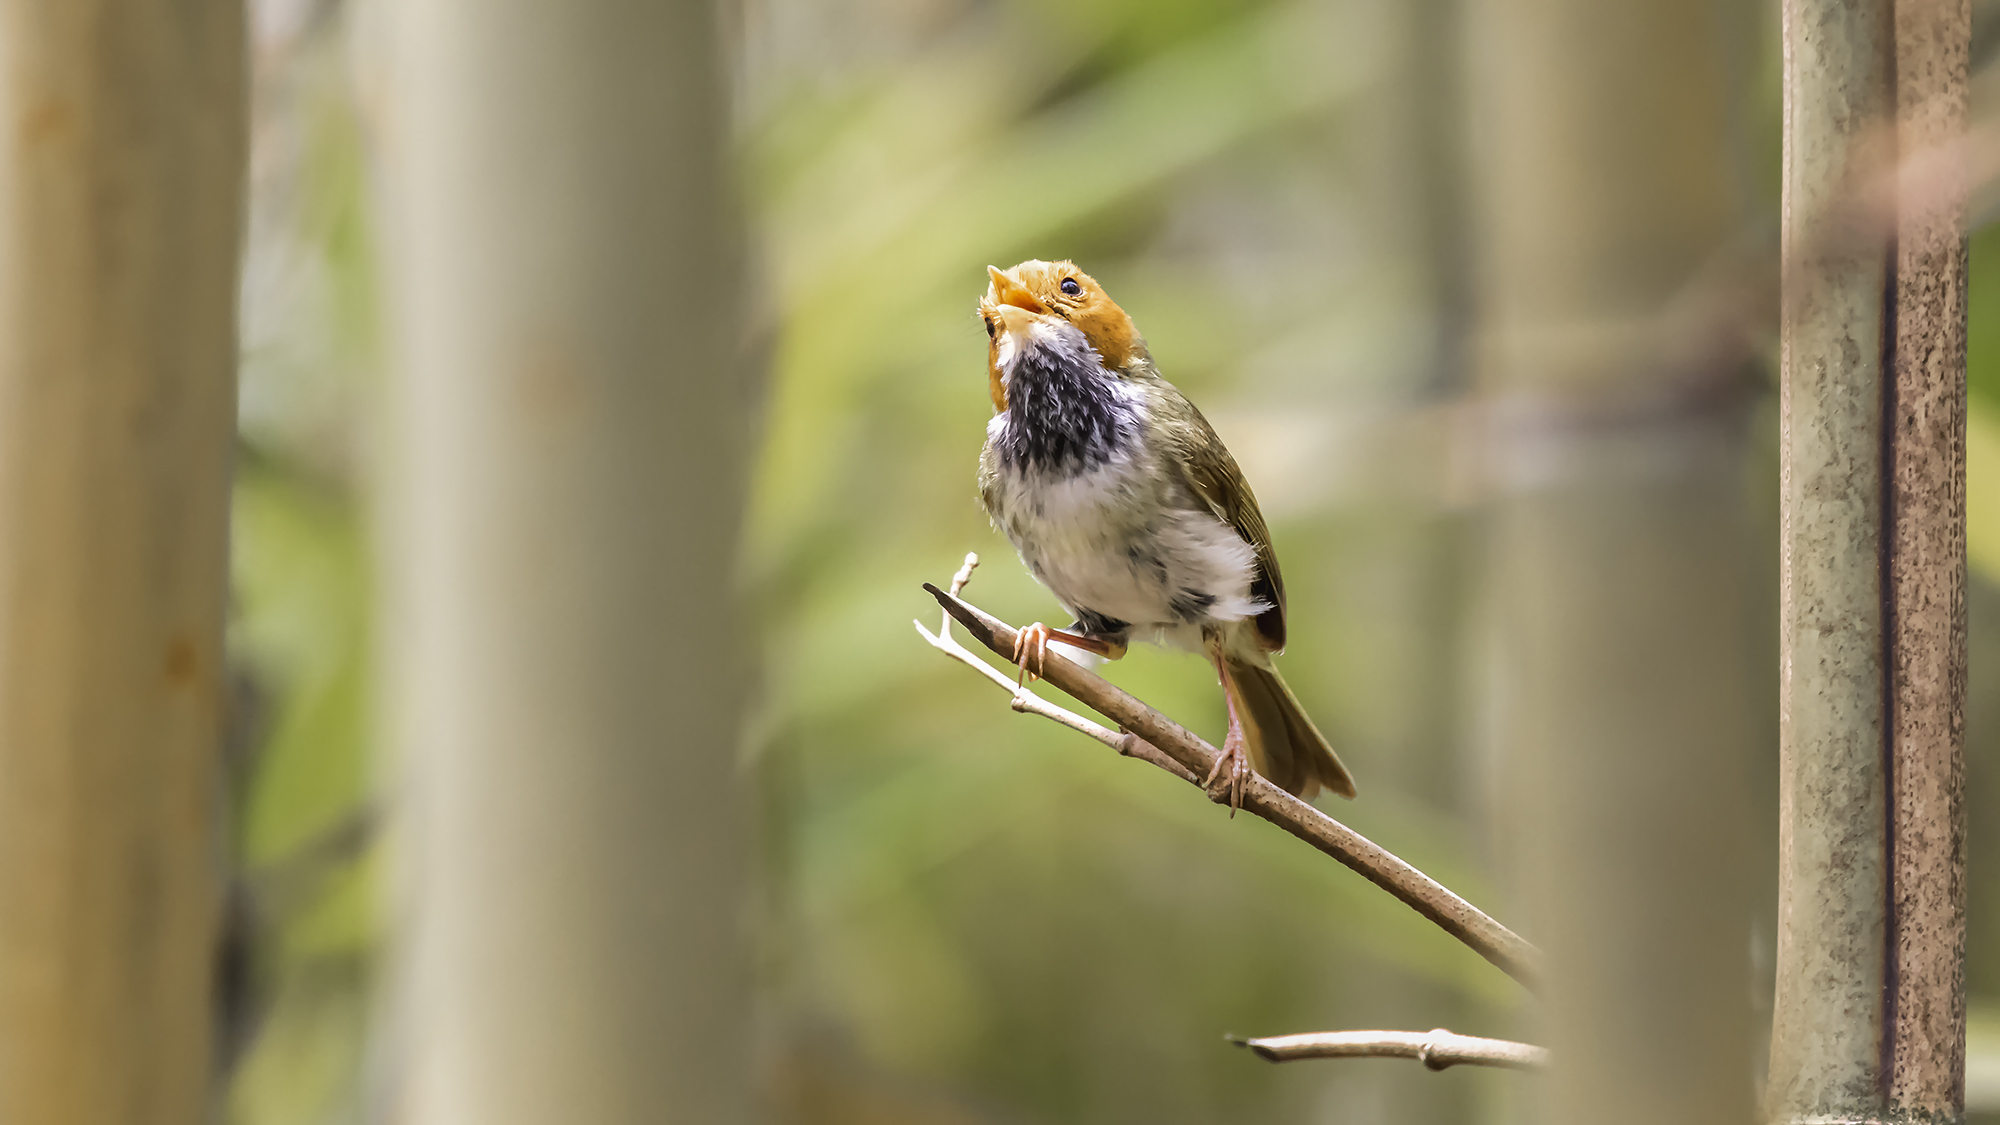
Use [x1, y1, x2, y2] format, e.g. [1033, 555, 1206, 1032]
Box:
[921, 580, 1542, 992]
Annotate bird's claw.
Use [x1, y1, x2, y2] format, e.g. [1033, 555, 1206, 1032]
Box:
[1204, 737, 1250, 816]
[1013, 622, 1053, 685]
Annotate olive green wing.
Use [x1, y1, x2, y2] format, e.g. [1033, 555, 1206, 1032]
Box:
[1151, 383, 1287, 652]
[977, 439, 1000, 518]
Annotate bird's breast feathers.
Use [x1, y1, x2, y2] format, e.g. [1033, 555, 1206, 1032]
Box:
[983, 397, 1268, 646]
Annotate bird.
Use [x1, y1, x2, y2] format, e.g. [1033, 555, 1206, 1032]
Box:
[974, 259, 1355, 809]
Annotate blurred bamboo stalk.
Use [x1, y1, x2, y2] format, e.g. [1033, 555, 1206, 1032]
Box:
[1767, 0, 1968, 1119]
[1345, 2, 1477, 1118]
[1462, 0, 1761, 1122]
[0, 3, 246, 1123]
[377, 1, 753, 1123]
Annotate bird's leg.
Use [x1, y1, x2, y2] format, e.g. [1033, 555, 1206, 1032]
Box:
[1204, 650, 1251, 815]
[1012, 623, 1123, 685]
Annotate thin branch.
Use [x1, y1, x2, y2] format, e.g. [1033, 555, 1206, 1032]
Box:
[914, 554, 1199, 781]
[918, 571, 1542, 993]
[1234, 1028, 1549, 1071]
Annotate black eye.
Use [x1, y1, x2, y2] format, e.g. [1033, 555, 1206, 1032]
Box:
[983, 315, 997, 339]
[1060, 278, 1082, 296]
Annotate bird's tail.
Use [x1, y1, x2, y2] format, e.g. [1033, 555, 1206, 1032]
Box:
[1223, 658, 1356, 801]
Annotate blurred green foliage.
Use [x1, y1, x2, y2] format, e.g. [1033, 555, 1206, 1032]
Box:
[222, 0, 2000, 1123]
[744, 2, 1513, 1121]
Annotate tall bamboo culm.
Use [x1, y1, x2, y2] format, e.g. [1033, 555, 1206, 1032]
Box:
[377, 2, 755, 1123]
[0, 4, 247, 1124]
[1768, 0, 1969, 1120]
[1461, 0, 1761, 1120]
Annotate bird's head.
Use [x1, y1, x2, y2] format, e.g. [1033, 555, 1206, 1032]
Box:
[978, 260, 1145, 413]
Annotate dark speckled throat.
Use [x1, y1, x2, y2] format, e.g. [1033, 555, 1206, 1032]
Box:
[992, 330, 1139, 476]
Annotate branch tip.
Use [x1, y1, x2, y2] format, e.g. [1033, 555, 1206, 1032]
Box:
[948, 553, 980, 596]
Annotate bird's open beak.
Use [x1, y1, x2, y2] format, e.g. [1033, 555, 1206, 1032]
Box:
[986, 265, 1048, 338]
[982, 266, 1049, 414]
[987, 266, 1047, 313]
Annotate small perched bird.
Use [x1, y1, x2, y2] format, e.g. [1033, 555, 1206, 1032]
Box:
[975, 260, 1355, 808]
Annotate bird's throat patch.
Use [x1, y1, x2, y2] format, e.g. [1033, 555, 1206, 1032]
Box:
[991, 331, 1137, 475]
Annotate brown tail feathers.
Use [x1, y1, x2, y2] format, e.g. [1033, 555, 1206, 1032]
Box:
[1224, 658, 1356, 801]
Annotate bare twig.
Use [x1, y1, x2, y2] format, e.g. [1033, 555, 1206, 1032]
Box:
[1234, 1028, 1549, 1071]
[914, 554, 1197, 781]
[917, 572, 1542, 992]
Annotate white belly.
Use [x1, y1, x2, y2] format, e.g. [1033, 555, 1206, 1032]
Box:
[985, 435, 1267, 645]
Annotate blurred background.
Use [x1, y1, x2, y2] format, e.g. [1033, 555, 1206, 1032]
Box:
[216, 0, 1993, 1121]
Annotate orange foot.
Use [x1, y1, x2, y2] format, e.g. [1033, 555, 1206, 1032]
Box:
[1203, 720, 1251, 816]
[1012, 622, 1123, 686]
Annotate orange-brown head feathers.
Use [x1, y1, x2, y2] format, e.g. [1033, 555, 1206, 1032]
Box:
[978, 260, 1145, 413]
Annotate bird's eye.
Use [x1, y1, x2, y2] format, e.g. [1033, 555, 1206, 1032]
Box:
[983, 315, 997, 339]
[1060, 278, 1082, 296]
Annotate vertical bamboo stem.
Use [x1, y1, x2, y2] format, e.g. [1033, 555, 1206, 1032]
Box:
[1770, 0, 1968, 1119]
[1886, 1, 1969, 1114]
[1462, 2, 1760, 1122]
[1770, 0, 1895, 1116]
[378, 2, 753, 1123]
[0, 3, 247, 1123]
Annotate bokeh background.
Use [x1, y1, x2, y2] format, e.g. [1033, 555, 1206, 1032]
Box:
[221, 0, 2000, 1121]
